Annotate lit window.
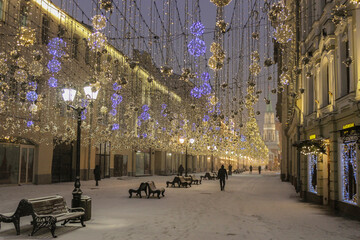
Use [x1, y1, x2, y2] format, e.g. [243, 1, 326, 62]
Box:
[0, 0, 3, 21]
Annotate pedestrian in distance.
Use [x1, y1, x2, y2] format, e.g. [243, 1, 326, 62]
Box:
[94, 165, 101, 186]
[258, 166, 261, 174]
[250, 165, 253, 174]
[228, 164, 232, 176]
[218, 165, 228, 191]
[178, 164, 184, 176]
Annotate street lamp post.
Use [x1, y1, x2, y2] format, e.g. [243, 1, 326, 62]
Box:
[62, 85, 99, 207]
[179, 137, 195, 177]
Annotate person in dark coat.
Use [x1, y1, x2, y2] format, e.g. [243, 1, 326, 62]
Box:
[178, 164, 184, 176]
[228, 164, 232, 175]
[218, 165, 228, 191]
[258, 166, 261, 174]
[250, 165, 253, 173]
[94, 165, 101, 186]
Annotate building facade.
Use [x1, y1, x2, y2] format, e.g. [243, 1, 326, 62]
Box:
[277, 0, 360, 218]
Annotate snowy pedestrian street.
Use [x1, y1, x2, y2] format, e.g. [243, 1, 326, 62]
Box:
[1, 172, 360, 240]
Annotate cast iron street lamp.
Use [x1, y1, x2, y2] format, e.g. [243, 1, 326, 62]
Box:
[62, 84, 99, 207]
[179, 137, 195, 176]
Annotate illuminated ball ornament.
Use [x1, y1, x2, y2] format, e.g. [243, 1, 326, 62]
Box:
[190, 86, 202, 98]
[47, 38, 67, 58]
[18, 27, 36, 47]
[48, 77, 58, 88]
[29, 61, 43, 77]
[188, 38, 206, 57]
[14, 69, 28, 83]
[88, 32, 107, 51]
[190, 22, 205, 36]
[47, 58, 62, 73]
[26, 91, 38, 102]
[210, 0, 232, 7]
[208, 55, 224, 70]
[92, 15, 107, 31]
[273, 24, 293, 44]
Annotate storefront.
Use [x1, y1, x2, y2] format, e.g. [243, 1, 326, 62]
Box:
[0, 140, 35, 185]
[339, 126, 359, 205]
[135, 150, 151, 175]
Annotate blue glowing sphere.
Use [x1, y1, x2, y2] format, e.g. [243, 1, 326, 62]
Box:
[111, 93, 123, 105]
[26, 91, 38, 102]
[190, 22, 205, 36]
[188, 38, 206, 57]
[47, 38, 66, 58]
[27, 121, 33, 127]
[190, 86, 202, 98]
[48, 77, 58, 87]
[47, 58, 61, 73]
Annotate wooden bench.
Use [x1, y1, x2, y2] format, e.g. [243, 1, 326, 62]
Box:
[27, 195, 85, 238]
[0, 199, 33, 235]
[178, 176, 192, 187]
[200, 172, 217, 180]
[146, 181, 165, 199]
[166, 176, 180, 187]
[189, 175, 201, 185]
[129, 182, 148, 198]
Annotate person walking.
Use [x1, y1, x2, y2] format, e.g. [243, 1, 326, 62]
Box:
[218, 165, 228, 191]
[250, 165, 253, 173]
[258, 165, 261, 174]
[94, 165, 101, 186]
[228, 164, 232, 176]
[178, 164, 184, 176]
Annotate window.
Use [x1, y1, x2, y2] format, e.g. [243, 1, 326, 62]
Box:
[341, 142, 357, 204]
[41, 15, 49, 44]
[0, 0, 4, 21]
[72, 37, 79, 59]
[95, 142, 111, 178]
[84, 40, 90, 65]
[20, 3, 28, 26]
[58, 25, 65, 37]
[321, 62, 329, 107]
[345, 41, 350, 94]
[307, 73, 314, 114]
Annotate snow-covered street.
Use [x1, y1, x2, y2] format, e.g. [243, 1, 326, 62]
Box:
[1, 172, 360, 240]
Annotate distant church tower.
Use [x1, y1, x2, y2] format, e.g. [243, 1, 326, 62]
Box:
[263, 102, 280, 170]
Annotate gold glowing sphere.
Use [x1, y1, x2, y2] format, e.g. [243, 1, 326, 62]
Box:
[210, 0, 232, 7]
[18, 27, 36, 47]
[92, 15, 107, 31]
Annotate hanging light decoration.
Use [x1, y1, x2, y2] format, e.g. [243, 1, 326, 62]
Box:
[92, 15, 107, 31]
[100, 0, 113, 12]
[273, 23, 293, 44]
[47, 37, 67, 58]
[188, 38, 206, 57]
[18, 26, 36, 47]
[190, 22, 205, 36]
[210, 0, 232, 7]
[88, 32, 107, 51]
[216, 20, 228, 33]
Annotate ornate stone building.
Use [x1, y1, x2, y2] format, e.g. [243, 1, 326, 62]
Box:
[263, 103, 280, 170]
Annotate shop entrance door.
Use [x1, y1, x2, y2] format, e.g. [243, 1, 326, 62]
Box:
[19, 146, 35, 184]
[114, 155, 128, 176]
